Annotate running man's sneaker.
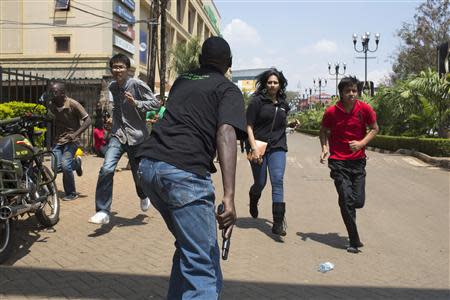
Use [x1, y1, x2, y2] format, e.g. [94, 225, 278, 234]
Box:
[88, 211, 110, 224]
[75, 156, 83, 177]
[63, 193, 79, 201]
[140, 197, 151, 212]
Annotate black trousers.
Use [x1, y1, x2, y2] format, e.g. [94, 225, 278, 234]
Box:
[328, 158, 366, 246]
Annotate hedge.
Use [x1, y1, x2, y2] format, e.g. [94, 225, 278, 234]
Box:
[368, 135, 450, 157]
[0, 101, 46, 119]
[297, 129, 450, 157]
[0, 101, 47, 148]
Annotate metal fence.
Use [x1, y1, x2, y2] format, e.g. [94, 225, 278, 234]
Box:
[0, 66, 102, 151]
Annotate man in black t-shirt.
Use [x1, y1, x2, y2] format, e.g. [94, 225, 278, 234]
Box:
[136, 37, 246, 299]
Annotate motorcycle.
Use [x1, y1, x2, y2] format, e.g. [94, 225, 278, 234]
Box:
[0, 113, 59, 263]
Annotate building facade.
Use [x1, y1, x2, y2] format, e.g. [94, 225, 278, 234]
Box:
[0, 0, 221, 91]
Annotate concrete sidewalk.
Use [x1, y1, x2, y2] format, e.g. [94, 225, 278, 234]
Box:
[1, 133, 449, 299]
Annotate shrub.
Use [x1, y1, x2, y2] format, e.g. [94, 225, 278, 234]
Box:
[0, 101, 48, 148]
[368, 135, 450, 157]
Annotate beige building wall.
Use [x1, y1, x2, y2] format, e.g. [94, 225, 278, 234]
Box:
[0, 0, 221, 90]
[1, 0, 113, 78]
[137, 0, 221, 91]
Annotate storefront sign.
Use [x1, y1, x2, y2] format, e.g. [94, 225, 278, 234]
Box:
[139, 30, 147, 65]
[113, 20, 135, 40]
[120, 0, 135, 11]
[113, 34, 135, 54]
[203, 4, 220, 35]
[113, 1, 135, 24]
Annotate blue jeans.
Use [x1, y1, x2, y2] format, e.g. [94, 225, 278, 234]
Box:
[52, 142, 80, 196]
[249, 149, 286, 203]
[95, 137, 145, 213]
[138, 158, 222, 300]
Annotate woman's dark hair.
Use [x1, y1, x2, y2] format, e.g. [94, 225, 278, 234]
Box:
[338, 76, 359, 98]
[255, 68, 288, 99]
[109, 53, 130, 69]
[94, 117, 104, 129]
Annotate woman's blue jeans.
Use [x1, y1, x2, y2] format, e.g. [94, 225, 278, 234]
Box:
[138, 158, 222, 300]
[249, 149, 286, 203]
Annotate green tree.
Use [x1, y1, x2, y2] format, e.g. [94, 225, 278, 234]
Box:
[408, 69, 450, 137]
[375, 69, 449, 137]
[391, 0, 450, 82]
[170, 37, 201, 76]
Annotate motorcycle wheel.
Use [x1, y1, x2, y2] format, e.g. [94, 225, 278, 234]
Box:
[0, 218, 14, 264]
[35, 166, 60, 227]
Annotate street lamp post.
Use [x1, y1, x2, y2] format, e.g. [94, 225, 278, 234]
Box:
[328, 62, 346, 96]
[305, 88, 313, 109]
[352, 32, 380, 92]
[313, 78, 327, 105]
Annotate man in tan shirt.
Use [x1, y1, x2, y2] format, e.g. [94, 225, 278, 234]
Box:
[49, 82, 91, 201]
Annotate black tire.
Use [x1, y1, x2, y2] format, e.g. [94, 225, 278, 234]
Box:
[0, 219, 14, 264]
[35, 166, 60, 227]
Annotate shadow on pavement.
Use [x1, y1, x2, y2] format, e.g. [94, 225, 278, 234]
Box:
[88, 212, 148, 238]
[4, 216, 56, 266]
[296, 232, 348, 249]
[0, 266, 448, 300]
[236, 217, 284, 243]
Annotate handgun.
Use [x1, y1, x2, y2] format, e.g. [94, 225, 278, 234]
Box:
[217, 203, 230, 260]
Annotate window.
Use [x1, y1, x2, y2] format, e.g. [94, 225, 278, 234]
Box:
[55, 36, 70, 53]
[176, 0, 185, 24]
[188, 6, 195, 34]
[55, 0, 70, 11]
[204, 28, 209, 41]
[197, 19, 203, 38]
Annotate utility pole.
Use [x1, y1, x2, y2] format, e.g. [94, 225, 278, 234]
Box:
[147, 0, 160, 91]
[159, 0, 168, 98]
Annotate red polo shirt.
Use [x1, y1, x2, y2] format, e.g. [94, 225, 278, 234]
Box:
[322, 99, 377, 160]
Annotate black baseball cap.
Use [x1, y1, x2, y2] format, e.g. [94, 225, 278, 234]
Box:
[200, 37, 232, 69]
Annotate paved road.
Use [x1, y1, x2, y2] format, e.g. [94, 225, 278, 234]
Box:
[1, 133, 449, 299]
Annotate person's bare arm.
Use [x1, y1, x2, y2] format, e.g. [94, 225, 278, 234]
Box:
[246, 125, 262, 163]
[216, 124, 237, 239]
[319, 125, 330, 163]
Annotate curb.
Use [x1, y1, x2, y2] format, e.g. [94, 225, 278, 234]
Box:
[367, 147, 450, 170]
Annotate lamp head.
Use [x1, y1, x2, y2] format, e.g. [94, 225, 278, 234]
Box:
[352, 33, 357, 45]
[375, 33, 380, 44]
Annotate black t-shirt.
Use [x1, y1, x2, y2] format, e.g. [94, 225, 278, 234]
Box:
[246, 94, 290, 152]
[136, 67, 247, 177]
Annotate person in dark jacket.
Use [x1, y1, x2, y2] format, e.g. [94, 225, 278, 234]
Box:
[246, 68, 294, 236]
[137, 37, 246, 299]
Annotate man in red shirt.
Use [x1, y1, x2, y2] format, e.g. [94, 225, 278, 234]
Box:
[319, 76, 379, 253]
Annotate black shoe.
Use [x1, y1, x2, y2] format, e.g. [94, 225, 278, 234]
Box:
[249, 191, 260, 218]
[63, 193, 79, 201]
[346, 246, 360, 254]
[75, 156, 83, 177]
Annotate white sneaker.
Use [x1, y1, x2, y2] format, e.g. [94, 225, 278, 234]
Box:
[88, 211, 110, 224]
[140, 197, 151, 212]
